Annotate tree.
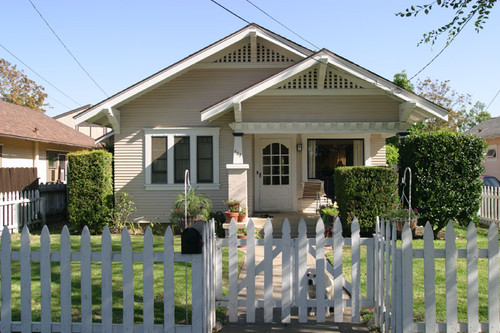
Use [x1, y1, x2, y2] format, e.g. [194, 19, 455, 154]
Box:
[393, 70, 415, 92]
[397, 0, 497, 45]
[0, 59, 47, 112]
[414, 78, 491, 132]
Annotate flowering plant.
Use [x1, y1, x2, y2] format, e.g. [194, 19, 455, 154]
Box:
[387, 204, 419, 221]
[170, 187, 212, 223]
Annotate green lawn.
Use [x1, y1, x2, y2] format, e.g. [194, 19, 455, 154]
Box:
[1, 227, 243, 325]
[334, 223, 497, 323]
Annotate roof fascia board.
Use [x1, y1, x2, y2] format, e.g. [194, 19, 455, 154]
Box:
[201, 57, 320, 121]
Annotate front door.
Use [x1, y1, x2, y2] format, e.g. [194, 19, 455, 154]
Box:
[256, 138, 293, 211]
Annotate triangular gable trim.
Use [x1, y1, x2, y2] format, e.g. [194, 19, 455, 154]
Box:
[75, 24, 312, 126]
[200, 49, 449, 122]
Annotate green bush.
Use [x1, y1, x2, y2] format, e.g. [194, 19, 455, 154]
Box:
[334, 166, 398, 236]
[67, 150, 113, 234]
[399, 132, 484, 236]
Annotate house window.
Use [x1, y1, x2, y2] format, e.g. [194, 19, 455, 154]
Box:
[151, 137, 168, 183]
[47, 151, 68, 183]
[145, 128, 220, 190]
[197, 136, 213, 183]
[486, 145, 497, 161]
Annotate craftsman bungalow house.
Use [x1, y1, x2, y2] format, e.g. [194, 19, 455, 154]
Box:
[75, 24, 448, 223]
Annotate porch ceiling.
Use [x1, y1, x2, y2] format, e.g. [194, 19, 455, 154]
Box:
[229, 121, 410, 134]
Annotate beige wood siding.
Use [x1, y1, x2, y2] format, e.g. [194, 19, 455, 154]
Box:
[0, 137, 35, 168]
[370, 134, 388, 166]
[242, 96, 399, 122]
[115, 67, 282, 223]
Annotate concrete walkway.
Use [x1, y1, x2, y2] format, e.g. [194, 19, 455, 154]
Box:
[219, 215, 371, 332]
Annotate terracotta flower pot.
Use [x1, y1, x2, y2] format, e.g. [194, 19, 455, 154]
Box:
[238, 213, 246, 222]
[225, 211, 239, 223]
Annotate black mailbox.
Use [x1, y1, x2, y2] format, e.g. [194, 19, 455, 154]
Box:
[181, 221, 205, 254]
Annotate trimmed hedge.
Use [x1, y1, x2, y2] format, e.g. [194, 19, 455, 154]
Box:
[399, 132, 484, 235]
[334, 166, 398, 236]
[67, 150, 113, 233]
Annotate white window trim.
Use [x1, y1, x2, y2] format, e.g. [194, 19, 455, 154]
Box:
[144, 127, 220, 190]
[486, 144, 497, 162]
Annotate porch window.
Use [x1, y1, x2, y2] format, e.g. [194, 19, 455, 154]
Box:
[144, 128, 220, 190]
[307, 139, 364, 179]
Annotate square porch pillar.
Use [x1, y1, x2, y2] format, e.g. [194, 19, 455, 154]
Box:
[226, 132, 249, 214]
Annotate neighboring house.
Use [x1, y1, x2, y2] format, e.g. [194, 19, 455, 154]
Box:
[75, 24, 448, 223]
[469, 116, 500, 179]
[0, 100, 96, 184]
[54, 104, 112, 143]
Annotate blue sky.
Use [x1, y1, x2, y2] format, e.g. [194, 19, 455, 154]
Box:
[2, 0, 499, 118]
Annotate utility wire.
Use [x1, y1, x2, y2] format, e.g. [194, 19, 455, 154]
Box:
[0, 43, 81, 106]
[246, 0, 320, 50]
[210, 0, 250, 24]
[485, 88, 500, 113]
[27, 0, 109, 97]
[409, 15, 473, 81]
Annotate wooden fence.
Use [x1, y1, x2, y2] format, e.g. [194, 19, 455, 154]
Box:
[216, 217, 373, 324]
[374, 219, 499, 332]
[0, 168, 38, 192]
[0, 221, 217, 333]
[39, 183, 67, 219]
[0, 190, 44, 234]
[480, 186, 500, 224]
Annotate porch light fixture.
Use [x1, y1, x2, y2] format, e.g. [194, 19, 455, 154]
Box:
[296, 144, 302, 152]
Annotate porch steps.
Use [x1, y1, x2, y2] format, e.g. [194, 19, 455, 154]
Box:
[300, 181, 331, 214]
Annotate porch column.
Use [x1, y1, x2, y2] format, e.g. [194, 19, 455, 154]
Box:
[226, 133, 249, 218]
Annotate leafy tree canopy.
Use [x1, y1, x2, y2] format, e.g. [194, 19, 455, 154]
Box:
[393, 70, 415, 92]
[397, 0, 497, 45]
[0, 58, 47, 112]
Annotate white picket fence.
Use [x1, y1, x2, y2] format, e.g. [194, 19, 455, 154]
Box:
[480, 186, 500, 224]
[215, 217, 373, 324]
[0, 190, 45, 233]
[374, 219, 500, 332]
[0, 221, 217, 333]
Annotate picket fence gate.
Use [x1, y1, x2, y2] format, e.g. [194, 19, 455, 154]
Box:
[0, 190, 45, 234]
[480, 186, 500, 224]
[215, 217, 373, 324]
[0, 221, 217, 333]
[374, 219, 500, 333]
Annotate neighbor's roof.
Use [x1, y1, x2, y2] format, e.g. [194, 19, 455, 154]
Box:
[53, 104, 92, 119]
[0, 100, 96, 148]
[469, 117, 500, 139]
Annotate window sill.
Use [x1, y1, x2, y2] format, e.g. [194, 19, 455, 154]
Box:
[145, 183, 221, 191]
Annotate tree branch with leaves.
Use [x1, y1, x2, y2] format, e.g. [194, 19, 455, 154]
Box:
[397, 0, 497, 45]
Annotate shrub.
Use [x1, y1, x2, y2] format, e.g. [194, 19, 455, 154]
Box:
[334, 166, 398, 236]
[67, 150, 113, 233]
[399, 132, 484, 236]
[109, 192, 137, 233]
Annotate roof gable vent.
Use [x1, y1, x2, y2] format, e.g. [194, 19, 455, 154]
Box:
[277, 68, 318, 89]
[325, 70, 363, 89]
[213, 43, 294, 63]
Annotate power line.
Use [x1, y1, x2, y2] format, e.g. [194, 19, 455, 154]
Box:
[0, 43, 81, 106]
[246, 0, 320, 50]
[409, 15, 473, 81]
[210, 0, 251, 24]
[27, 0, 109, 97]
[485, 88, 500, 113]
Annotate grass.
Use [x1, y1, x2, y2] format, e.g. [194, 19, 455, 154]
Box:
[329, 223, 497, 324]
[1, 224, 244, 325]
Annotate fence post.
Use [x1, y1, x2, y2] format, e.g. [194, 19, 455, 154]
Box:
[1, 226, 12, 333]
[192, 254, 203, 332]
[333, 217, 343, 322]
[246, 219, 256, 323]
[445, 222, 457, 332]
[489, 222, 500, 332]
[401, 222, 414, 332]
[423, 222, 436, 332]
[351, 218, 360, 322]
[467, 222, 479, 333]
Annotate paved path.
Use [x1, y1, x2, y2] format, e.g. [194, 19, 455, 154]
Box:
[219, 216, 371, 332]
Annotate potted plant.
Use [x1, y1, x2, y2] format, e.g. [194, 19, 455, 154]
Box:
[170, 187, 212, 232]
[224, 199, 241, 223]
[318, 203, 339, 237]
[238, 205, 247, 222]
[237, 227, 246, 248]
[387, 204, 419, 231]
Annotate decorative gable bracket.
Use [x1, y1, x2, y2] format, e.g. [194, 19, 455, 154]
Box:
[106, 107, 120, 135]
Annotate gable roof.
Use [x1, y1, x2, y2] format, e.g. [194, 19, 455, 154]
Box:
[0, 100, 96, 148]
[53, 104, 92, 120]
[469, 117, 500, 139]
[200, 49, 449, 122]
[74, 23, 313, 129]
